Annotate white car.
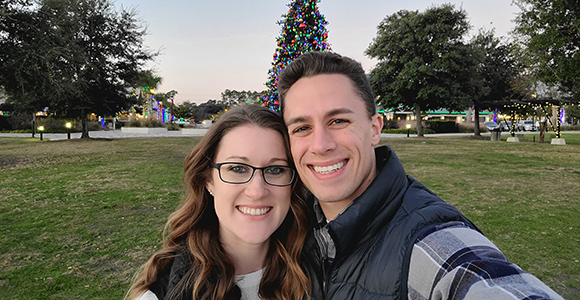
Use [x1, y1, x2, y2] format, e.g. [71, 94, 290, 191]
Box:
[518, 120, 536, 131]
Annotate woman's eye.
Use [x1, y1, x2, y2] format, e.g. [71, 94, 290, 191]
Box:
[229, 165, 249, 174]
[266, 166, 284, 175]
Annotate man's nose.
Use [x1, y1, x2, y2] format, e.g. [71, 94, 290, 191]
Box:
[310, 126, 336, 154]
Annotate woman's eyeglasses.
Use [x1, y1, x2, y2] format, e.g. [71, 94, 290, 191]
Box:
[213, 162, 296, 187]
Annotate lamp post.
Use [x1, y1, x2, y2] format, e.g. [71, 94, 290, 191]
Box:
[38, 125, 44, 141]
[406, 123, 411, 138]
[65, 122, 72, 140]
[32, 114, 36, 138]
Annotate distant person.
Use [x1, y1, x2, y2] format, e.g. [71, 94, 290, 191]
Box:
[278, 51, 563, 299]
[127, 105, 310, 300]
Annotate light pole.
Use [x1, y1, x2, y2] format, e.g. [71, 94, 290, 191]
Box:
[32, 113, 36, 138]
[406, 123, 411, 138]
[38, 126, 44, 141]
[65, 122, 72, 139]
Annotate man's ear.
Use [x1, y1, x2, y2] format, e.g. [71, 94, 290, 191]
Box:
[370, 113, 383, 146]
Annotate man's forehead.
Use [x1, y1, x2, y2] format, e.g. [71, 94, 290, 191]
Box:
[283, 74, 357, 102]
[284, 106, 356, 127]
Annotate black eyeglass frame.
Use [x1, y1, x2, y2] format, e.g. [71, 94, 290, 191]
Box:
[213, 162, 296, 187]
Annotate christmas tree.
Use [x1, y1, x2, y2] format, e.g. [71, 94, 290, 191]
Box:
[262, 0, 331, 111]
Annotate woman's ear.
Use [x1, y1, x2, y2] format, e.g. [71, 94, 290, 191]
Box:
[206, 180, 214, 196]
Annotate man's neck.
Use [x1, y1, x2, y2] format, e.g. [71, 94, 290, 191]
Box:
[320, 199, 354, 221]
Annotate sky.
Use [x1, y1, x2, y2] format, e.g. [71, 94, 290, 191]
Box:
[114, 0, 521, 104]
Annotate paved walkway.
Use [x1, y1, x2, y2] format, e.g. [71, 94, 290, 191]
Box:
[0, 128, 209, 141]
[0, 129, 578, 141]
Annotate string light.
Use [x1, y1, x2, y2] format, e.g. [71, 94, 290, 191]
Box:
[261, 0, 331, 111]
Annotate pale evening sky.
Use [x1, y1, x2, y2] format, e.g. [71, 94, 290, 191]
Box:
[114, 0, 520, 104]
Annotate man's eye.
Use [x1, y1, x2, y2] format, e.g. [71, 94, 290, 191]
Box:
[331, 119, 349, 125]
[292, 126, 310, 134]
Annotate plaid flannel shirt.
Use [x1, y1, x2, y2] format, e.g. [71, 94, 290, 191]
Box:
[408, 222, 563, 299]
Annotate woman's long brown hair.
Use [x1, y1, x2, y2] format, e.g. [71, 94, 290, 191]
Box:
[127, 105, 310, 300]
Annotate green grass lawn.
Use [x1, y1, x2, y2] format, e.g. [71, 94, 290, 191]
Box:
[1, 134, 579, 299]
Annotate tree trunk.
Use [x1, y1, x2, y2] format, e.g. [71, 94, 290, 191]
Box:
[473, 104, 481, 136]
[414, 103, 423, 137]
[81, 114, 90, 139]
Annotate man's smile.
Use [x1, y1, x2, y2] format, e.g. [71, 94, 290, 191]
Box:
[311, 160, 346, 175]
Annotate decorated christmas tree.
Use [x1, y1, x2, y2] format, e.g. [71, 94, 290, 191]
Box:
[262, 0, 331, 111]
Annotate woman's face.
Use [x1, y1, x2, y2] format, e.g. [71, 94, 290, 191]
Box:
[206, 124, 292, 251]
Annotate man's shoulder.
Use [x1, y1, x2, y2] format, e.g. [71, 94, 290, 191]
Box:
[413, 221, 497, 258]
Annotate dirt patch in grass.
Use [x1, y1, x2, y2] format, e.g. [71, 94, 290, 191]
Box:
[460, 135, 489, 140]
[0, 156, 37, 168]
[52, 138, 114, 142]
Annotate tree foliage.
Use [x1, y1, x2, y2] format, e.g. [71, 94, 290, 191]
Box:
[0, 0, 156, 138]
[170, 100, 229, 122]
[171, 101, 196, 120]
[469, 30, 521, 135]
[193, 100, 227, 121]
[221, 89, 264, 107]
[366, 4, 478, 136]
[513, 0, 580, 100]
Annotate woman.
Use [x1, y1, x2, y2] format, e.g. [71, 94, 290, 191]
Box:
[127, 105, 310, 300]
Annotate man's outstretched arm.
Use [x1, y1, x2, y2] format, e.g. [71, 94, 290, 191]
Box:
[408, 222, 563, 300]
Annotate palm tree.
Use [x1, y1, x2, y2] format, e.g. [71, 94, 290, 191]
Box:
[132, 70, 163, 119]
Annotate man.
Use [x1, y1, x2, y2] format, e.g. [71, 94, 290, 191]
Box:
[278, 51, 562, 299]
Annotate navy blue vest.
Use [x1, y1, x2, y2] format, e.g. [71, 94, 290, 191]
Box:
[302, 146, 478, 299]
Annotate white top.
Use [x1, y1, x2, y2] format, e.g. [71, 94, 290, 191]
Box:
[235, 268, 263, 300]
[135, 268, 264, 300]
[135, 290, 158, 300]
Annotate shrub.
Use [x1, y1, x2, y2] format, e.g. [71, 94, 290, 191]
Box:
[458, 123, 476, 133]
[36, 118, 67, 133]
[383, 118, 399, 129]
[382, 128, 435, 134]
[0, 116, 11, 131]
[143, 118, 164, 128]
[126, 119, 142, 127]
[124, 118, 165, 128]
[1, 115, 33, 131]
[561, 125, 580, 131]
[87, 121, 102, 131]
[166, 123, 180, 131]
[428, 120, 458, 133]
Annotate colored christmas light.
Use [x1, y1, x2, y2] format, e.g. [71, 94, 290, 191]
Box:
[261, 0, 331, 111]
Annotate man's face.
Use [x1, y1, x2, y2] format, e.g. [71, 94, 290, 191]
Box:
[283, 74, 382, 218]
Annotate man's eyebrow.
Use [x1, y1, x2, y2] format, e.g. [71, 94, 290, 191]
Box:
[285, 107, 355, 127]
[326, 107, 355, 118]
[285, 116, 309, 127]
